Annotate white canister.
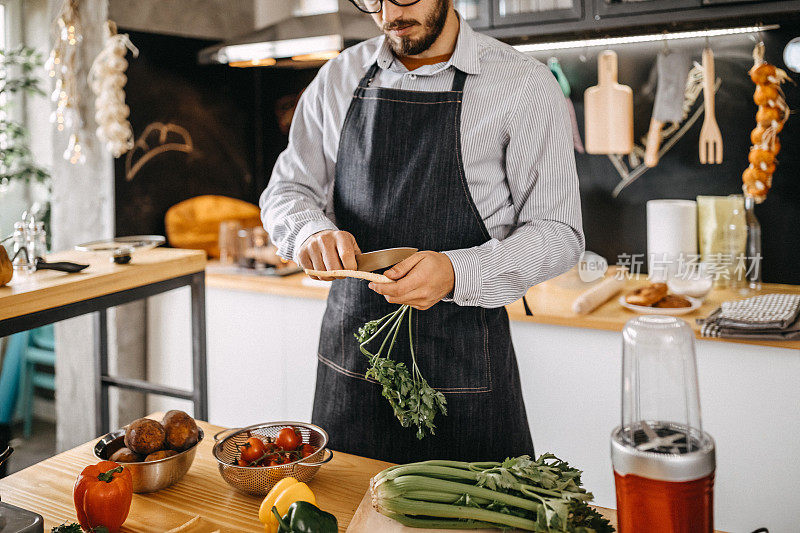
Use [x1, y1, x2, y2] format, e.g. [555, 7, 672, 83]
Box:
[646, 200, 698, 281]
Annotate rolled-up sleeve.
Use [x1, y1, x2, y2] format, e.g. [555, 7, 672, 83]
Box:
[260, 61, 338, 263]
[443, 64, 585, 308]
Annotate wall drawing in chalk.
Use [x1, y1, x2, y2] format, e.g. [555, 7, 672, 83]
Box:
[114, 30, 258, 238]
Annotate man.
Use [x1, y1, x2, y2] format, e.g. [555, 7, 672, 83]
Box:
[261, 0, 584, 463]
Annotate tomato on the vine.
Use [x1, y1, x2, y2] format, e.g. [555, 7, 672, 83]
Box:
[300, 444, 316, 458]
[239, 437, 268, 464]
[275, 427, 303, 451]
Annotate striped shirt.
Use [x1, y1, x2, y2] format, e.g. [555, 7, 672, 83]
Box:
[261, 15, 584, 308]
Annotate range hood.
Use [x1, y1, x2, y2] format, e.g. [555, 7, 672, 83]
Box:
[198, 0, 379, 68]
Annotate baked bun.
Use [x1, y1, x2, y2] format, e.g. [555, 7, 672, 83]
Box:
[625, 283, 668, 307]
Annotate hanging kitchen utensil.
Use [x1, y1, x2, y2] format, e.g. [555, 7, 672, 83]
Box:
[645, 50, 691, 167]
[549, 57, 585, 153]
[584, 50, 633, 155]
[699, 47, 723, 164]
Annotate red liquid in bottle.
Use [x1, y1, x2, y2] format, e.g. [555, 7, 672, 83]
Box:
[614, 470, 714, 533]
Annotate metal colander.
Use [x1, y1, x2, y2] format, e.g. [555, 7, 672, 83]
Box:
[212, 421, 333, 497]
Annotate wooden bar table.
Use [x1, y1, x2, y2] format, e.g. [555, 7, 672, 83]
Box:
[0, 416, 665, 533]
[0, 248, 208, 430]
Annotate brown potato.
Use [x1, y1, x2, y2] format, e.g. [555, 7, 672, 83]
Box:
[124, 418, 166, 455]
[161, 410, 199, 451]
[144, 449, 178, 462]
[109, 447, 143, 463]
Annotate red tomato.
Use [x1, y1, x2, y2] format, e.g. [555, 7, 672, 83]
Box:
[236, 458, 248, 467]
[300, 444, 316, 458]
[239, 437, 268, 464]
[275, 427, 303, 451]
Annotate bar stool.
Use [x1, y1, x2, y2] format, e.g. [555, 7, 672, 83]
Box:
[11, 326, 56, 439]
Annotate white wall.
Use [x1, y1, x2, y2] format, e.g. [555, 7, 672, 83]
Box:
[147, 287, 800, 532]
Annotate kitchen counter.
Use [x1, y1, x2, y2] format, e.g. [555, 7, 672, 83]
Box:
[206, 264, 800, 350]
[0, 415, 642, 532]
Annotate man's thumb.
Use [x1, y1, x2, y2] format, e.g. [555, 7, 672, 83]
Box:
[385, 253, 423, 280]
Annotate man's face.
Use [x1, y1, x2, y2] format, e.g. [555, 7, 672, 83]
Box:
[370, 0, 449, 56]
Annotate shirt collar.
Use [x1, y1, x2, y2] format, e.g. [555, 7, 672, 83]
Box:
[362, 12, 481, 75]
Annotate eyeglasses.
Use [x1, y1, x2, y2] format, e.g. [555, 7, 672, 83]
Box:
[348, 0, 424, 14]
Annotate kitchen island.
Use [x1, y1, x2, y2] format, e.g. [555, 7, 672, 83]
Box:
[145, 267, 798, 531]
[0, 415, 642, 532]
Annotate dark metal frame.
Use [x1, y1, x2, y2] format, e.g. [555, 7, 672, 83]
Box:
[0, 271, 207, 434]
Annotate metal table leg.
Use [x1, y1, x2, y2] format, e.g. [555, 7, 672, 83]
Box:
[94, 309, 110, 435]
[191, 272, 208, 420]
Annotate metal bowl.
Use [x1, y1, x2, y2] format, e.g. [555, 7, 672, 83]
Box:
[212, 422, 333, 497]
[94, 428, 203, 493]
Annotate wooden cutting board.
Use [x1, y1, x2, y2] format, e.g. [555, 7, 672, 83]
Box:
[346, 489, 619, 533]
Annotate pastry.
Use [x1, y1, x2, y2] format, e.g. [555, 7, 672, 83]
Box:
[625, 283, 668, 307]
[654, 294, 692, 308]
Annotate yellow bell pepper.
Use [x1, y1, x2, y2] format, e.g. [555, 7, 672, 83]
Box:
[259, 477, 299, 523]
[258, 477, 316, 532]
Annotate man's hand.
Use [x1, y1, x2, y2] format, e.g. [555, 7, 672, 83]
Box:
[297, 230, 361, 281]
[369, 251, 455, 310]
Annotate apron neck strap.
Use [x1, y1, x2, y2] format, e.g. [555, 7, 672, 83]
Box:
[451, 68, 467, 92]
[359, 63, 381, 88]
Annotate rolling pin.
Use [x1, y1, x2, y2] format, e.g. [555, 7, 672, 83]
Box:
[571, 269, 628, 314]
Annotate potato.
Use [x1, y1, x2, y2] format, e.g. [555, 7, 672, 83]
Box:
[161, 410, 199, 451]
[144, 449, 178, 462]
[124, 418, 166, 455]
[109, 447, 143, 463]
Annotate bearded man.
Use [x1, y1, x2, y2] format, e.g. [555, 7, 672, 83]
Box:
[261, 0, 584, 462]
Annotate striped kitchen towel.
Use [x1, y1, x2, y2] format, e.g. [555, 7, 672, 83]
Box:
[698, 293, 800, 340]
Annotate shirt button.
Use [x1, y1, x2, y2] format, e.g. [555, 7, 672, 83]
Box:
[408, 73, 417, 80]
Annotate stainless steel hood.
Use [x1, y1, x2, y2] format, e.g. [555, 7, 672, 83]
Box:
[198, 1, 379, 68]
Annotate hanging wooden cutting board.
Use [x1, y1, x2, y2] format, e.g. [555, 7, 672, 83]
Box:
[584, 50, 634, 155]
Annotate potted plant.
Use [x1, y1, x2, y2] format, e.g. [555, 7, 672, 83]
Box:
[0, 45, 51, 245]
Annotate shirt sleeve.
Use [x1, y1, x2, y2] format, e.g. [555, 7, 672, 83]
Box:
[443, 63, 585, 308]
[260, 61, 338, 263]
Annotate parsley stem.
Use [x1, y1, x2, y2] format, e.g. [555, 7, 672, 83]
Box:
[385, 305, 408, 358]
[359, 306, 404, 357]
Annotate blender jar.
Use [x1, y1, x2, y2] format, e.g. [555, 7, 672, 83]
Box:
[611, 316, 715, 532]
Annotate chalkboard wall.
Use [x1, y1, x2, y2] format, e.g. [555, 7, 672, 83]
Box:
[115, 30, 259, 239]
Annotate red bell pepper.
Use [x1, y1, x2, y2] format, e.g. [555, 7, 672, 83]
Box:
[73, 461, 132, 533]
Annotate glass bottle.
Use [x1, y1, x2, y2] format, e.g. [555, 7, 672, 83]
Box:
[744, 196, 762, 291]
[11, 222, 33, 274]
[720, 197, 746, 291]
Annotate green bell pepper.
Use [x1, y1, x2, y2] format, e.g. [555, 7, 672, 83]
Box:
[271, 501, 338, 533]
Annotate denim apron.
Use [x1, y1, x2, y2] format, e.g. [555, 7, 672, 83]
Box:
[312, 63, 534, 463]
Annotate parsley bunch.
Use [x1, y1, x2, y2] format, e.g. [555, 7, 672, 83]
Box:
[355, 305, 447, 439]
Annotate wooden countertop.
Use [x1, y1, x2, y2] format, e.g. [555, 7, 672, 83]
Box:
[205, 263, 800, 351]
[0, 415, 638, 532]
[0, 248, 206, 321]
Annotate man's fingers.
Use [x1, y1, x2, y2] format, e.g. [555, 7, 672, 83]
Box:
[385, 253, 425, 280]
[336, 233, 358, 271]
[309, 246, 335, 281]
[320, 237, 344, 271]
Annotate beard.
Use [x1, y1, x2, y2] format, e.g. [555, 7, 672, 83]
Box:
[382, 0, 449, 56]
